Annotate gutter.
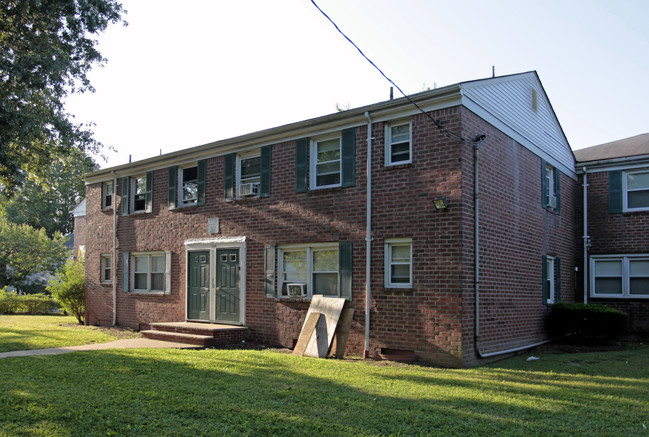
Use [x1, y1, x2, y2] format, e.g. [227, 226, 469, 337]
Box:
[364, 111, 373, 358]
[582, 167, 589, 304]
[111, 171, 118, 326]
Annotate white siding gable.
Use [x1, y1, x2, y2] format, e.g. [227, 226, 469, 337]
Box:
[460, 72, 576, 179]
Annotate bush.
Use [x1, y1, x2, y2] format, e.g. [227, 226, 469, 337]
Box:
[0, 288, 59, 314]
[47, 259, 85, 324]
[548, 303, 628, 342]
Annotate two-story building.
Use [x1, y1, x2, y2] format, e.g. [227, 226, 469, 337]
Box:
[83, 71, 579, 367]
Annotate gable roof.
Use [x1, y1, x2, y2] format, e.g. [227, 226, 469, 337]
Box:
[574, 133, 649, 162]
[72, 199, 86, 217]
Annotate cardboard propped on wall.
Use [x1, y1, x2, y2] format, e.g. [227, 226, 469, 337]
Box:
[294, 295, 346, 358]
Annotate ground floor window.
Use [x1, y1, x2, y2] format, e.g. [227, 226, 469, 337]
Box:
[542, 255, 560, 304]
[384, 238, 412, 288]
[591, 255, 649, 298]
[278, 244, 339, 298]
[100, 254, 112, 284]
[127, 252, 170, 293]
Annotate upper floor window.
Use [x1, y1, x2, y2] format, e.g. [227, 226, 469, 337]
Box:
[179, 165, 198, 206]
[385, 121, 412, 165]
[121, 173, 153, 215]
[625, 170, 649, 211]
[131, 176, 147, 213]
[102, 181, 113, 210]
[591, 255, 649, 299]
[542, 161, 560, 212]
[384, 238, 413, 288]
[311, 137, 341, 188]
[237, 153, 261, 197]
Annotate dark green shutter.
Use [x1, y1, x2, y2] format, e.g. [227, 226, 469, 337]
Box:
[609, 171, 623, 213]
[295, 138, 308, 193]
[168, 166, 177, 210]
[542, 255, 549, 304]
[122, 252, 130, 292]
[264, 245, 276, 298]
[260, 146, 272, 198]
[341, 128, 356, 187]
[555, 257, 561, 303]
[541, 160, 548, 209]
[224, 154, 235, 202]
[339, 241, 353, 300]
[145, 171, 153, 213]
[121, 177, 129, 216]
[197, 159, 206, 206]
[554, 168, 561, 213]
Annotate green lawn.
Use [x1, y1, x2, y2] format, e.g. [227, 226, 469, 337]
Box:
[0, 315, 137, 352]
[0, 343, 648, 436]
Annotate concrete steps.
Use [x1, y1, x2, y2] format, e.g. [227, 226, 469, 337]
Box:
[141, 322, 248, 347]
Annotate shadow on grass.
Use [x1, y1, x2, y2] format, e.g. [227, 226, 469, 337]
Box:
[0, 348, 647, 436]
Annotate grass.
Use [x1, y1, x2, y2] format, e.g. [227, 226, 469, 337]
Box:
[0, 315, 139, 353]
[0, 338, 648, 436]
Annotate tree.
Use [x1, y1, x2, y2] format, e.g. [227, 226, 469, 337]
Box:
[0, 214, 69, 292]
[48, 258, 85, 323]
[1, 147, 97, 237]
[0, 0, 125, 194]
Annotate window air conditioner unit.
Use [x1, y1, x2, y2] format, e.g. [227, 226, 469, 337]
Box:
[239, 182, 260, 197]
[549, 196, 557, 208]
[287, 283, 307, 297]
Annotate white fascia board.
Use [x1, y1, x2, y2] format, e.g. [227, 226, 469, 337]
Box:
[461, 95, 577, 180]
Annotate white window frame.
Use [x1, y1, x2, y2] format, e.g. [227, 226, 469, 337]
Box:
[385, 120, 412, 166]
[100, 254, 112, 284]
[310, 136, 342, 189]
[178, 165, 199, 207]
[131, 252, 167, 293]
[623, 169, 649, 212]
[545, 255, 556, 304]
[545, 163, 557, 209]
[102, 181, 113, 210]
[384, 238, 413, 288]
[236, 151, 261, 198]
[591, 255, 649, 299]
[130, 175, 147, 213]
[277, 243, 339, 298]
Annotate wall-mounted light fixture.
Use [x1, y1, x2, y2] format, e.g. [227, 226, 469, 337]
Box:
[433, 196, 448, 210]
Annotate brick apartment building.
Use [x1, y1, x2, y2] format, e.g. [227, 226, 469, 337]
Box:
[79, 71, 643, 367]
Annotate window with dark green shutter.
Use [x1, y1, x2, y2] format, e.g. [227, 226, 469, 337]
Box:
[168, 167, 177, 210]
[542, 161, 559, 212]
[264, 245, 276, 298]
[196, 160, 206, 206]
[295, 138, 309, 193]
[260, 146, 271, 198]
[121, 177, 130, 216]
[224, 153, 235, 202]
[339, 241, 353, 300]
[341, 128, 356, 187]
[145, 172, 153, 213]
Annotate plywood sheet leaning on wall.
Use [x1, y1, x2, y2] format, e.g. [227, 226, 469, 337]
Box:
[293, 295, 346, 358]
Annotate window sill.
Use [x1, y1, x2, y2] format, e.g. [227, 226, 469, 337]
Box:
[275, 297, 311, 303]
[544, 207, 560, 215]
[234, 196, 261, 202]
[129, 291, 166, 296]
[307, 186, 343, 194]
[382, 163, 413, 170]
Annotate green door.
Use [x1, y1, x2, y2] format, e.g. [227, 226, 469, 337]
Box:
[216, 249, 240, 323]
[188, 251, 210, 321]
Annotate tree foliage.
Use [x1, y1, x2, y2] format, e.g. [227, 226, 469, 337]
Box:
[0, 214, 69, 292]
[48, 258, 86, 323]
[0, 0, 125, 194]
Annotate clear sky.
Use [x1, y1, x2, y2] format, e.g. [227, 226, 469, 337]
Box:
[65, 0, 649, 169]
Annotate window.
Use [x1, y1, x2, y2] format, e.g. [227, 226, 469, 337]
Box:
[278, 244, 344, 298]
[101, 255, 112, 283]
[131, 176, 147, 213]
[384, 238, 412, 288]
[624, 170, 649, 211]
[542, 255, 558, 304]
[591, 255, 649, 298]
[179, 166, 199, 206]
[311, 137, 341, 188]
[385, 121, 411, 165]
[237, 154, 261, 197]
[542, 162, 560, 211]
[131, 253, 166, 292]
[102, 182, 113, 209]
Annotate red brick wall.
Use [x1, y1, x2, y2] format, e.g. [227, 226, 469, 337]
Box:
[83, 105, 578, 367]
[580, 170, 649, 333]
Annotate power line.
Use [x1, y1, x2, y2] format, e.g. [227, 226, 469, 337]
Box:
[310, 0, 484, 146]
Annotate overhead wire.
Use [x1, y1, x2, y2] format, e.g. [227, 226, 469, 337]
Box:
[310, 0, 484, 146]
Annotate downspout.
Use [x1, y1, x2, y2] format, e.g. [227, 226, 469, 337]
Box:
[474, 138, 553, 358]
[582, 167, 589, 304]
[364, 111, 373, 359]
[112, 171, 118, 326]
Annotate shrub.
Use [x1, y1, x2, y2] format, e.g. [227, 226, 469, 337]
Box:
[548, 303, 628, 342]
[47, 259, 85, 324]
[0, 288, 59, 314]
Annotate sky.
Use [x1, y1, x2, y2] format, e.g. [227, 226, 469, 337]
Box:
[65, 0, 649, 169]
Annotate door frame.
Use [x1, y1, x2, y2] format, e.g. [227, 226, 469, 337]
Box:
[184, 236, 247, 325]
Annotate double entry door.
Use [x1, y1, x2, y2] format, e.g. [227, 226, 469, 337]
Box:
[187, 249, 240, 324]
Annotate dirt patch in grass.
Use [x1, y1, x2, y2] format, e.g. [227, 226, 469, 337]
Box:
[60, 323, 142, 340]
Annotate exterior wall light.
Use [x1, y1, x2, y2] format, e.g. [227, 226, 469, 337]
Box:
[433, 197, 448, 210]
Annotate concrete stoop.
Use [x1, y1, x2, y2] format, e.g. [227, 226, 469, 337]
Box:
[141, 322, 248, 347]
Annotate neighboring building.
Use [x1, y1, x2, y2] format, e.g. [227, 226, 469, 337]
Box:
[575, 134, 649, 335]
[82, 71, 579, 367]
[72, 199, 87, 259]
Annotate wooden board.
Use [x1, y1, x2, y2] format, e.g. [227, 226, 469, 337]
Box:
[329, 307, 354, 358]
[293, 312, 322, 356]
[303, 295, 346, 358]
